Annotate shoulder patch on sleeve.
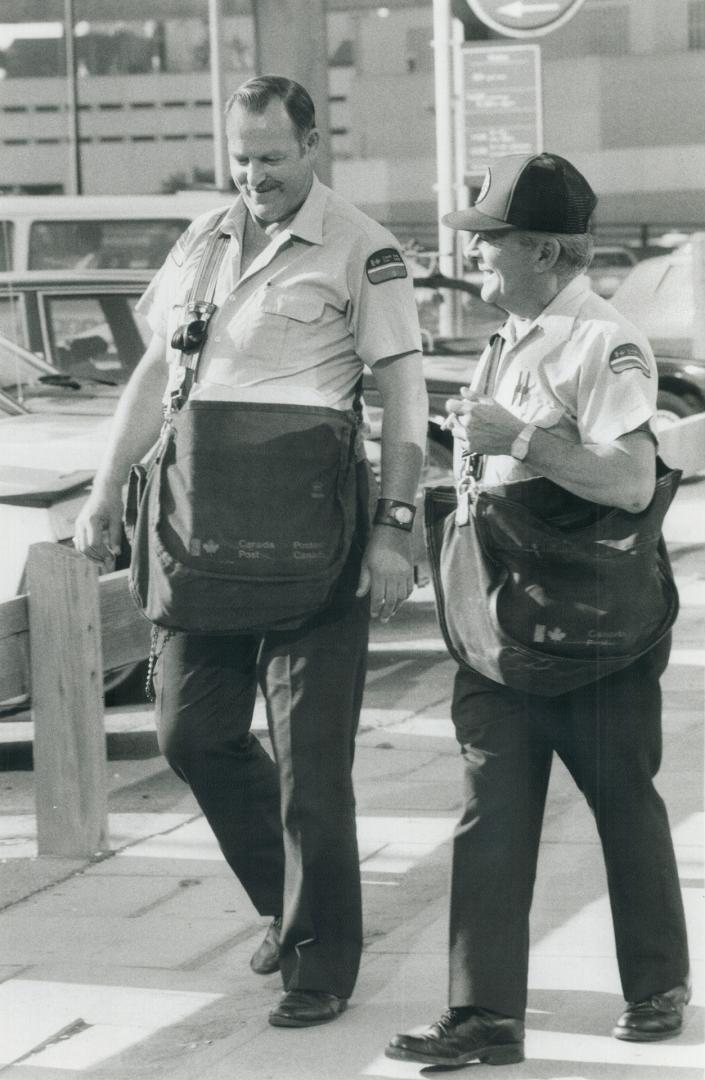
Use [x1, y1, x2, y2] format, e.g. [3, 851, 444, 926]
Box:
[365, 247, 408, 284]
[608, 342, 651, 378]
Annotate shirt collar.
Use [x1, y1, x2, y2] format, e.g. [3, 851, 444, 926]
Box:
[535, 274, 592, 325]
[217, 175, 326, 247]
[284, 174, 326, 245]
[495, 274, 592, 348]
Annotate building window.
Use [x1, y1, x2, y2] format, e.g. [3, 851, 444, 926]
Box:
[688, 0, 705, 48]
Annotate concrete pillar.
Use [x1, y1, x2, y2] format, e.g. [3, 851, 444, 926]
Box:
[252, 0, 331, 187]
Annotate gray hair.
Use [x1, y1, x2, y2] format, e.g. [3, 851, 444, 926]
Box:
[517, 230, 595, 280]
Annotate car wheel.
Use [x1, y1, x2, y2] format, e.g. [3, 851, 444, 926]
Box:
[655, 390, 701, 430]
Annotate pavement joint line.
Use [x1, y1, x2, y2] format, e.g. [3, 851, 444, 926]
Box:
[127, 877, 203, 918]
[0, 862, 90, 915]
[108, 811, 203, 857]
[177, 926, 265, 972]
[0, 812, 205, 912]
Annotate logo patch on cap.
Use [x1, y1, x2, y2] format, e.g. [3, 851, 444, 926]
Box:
[477, 168, 491, 203]
[366, 248, 407, 284]
[609, 343, 651, 378]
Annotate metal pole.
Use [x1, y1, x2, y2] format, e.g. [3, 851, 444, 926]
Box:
[432, 0, 455, 334]
[452, 20, 468, 282]
[63, 0, 82, 195]
[691, 232, 705, 359]
[209, 0, 230, 190]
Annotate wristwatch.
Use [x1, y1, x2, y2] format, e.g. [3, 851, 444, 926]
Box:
[510, 423, 537, 461]
[374, 498, 416, 532]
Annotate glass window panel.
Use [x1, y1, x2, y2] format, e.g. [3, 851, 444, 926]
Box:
[0, 221, 13, 272]
[29, 219, 189, 270]
[44, 293, 150, 382]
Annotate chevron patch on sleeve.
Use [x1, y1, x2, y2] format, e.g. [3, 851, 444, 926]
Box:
[365, 248, 408, 284]
[609, 343, 651, 377]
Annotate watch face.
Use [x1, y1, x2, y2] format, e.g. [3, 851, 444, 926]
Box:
[392, 506, 414, 525]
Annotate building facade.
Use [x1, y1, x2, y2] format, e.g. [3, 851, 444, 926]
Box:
[1, 0, 704, 248]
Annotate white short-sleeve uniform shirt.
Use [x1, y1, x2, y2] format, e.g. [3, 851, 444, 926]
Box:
[455, 275, 658, 486]
[136, 176, 421, 412]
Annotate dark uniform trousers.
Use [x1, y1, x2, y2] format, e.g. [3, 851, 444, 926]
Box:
[153, 464, 371, 1001]
[448, 633, 690, 1019]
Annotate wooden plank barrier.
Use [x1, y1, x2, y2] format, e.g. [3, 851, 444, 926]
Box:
[16, 543, 151, 858]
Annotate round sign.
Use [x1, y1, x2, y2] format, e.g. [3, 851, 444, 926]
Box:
[466, 0, 588, 38]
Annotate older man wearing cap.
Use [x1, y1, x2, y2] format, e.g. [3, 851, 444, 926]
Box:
[386, 153, 690, 1068]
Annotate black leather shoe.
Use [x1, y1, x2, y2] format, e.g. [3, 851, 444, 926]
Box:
[386, 1007, 525, 1066]
[250, 916, 281, 975]
[613, 981, 692, 1042]
[269, 989, 348, 1028]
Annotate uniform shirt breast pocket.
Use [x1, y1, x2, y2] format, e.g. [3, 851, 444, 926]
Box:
[243, 290, 327, 368]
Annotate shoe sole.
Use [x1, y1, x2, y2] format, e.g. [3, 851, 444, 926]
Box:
[269, 1002, 348, 1028]
[250, 960, 281, 975]
[613, 1026, 683, 1042]
[385, 1042, 524, 1066]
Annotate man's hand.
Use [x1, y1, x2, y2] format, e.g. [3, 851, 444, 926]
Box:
[355, 525, 414, 622]
[73, 485, 124, 567]
[445, 387, 523, 456]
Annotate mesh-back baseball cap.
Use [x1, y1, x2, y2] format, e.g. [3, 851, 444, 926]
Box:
[443, 153, 597, 234]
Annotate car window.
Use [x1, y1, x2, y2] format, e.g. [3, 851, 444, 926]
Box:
[591, 250, 634, 269]
[0, 329, 50, 397]
[612, 255, 692, 346]
[44, 294, 151, 383]
[0, 295, 24, 344]
[0, 222, 12, 273]
[28, 219, 189, 270]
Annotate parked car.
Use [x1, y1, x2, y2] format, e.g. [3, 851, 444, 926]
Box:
[0, 270, 152, 712]
[611, 245, 705, 425]
[0, 191, 228, 273]
[586, 244, 638, 298]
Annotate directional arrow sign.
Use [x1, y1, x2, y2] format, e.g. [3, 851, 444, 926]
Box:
[466, 0, 588, 37]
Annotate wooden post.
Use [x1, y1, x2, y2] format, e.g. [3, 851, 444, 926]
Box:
[27, 543, 109, 857]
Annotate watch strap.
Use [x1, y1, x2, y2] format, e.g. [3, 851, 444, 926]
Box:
[373, 498, 416, 531]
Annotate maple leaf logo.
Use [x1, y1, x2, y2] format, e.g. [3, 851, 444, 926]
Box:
[547, 627, 567, 642]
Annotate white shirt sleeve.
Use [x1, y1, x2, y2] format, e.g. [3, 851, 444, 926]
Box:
[347, 238, 422, 365]
[576, 327, 658, 445]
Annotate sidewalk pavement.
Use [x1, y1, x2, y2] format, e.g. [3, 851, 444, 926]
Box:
[0, 495, 703, 1079]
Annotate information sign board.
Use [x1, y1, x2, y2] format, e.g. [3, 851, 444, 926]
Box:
[462, 44, 542, 178]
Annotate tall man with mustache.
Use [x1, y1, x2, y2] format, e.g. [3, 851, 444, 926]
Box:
[74, 75, 428, 1028]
